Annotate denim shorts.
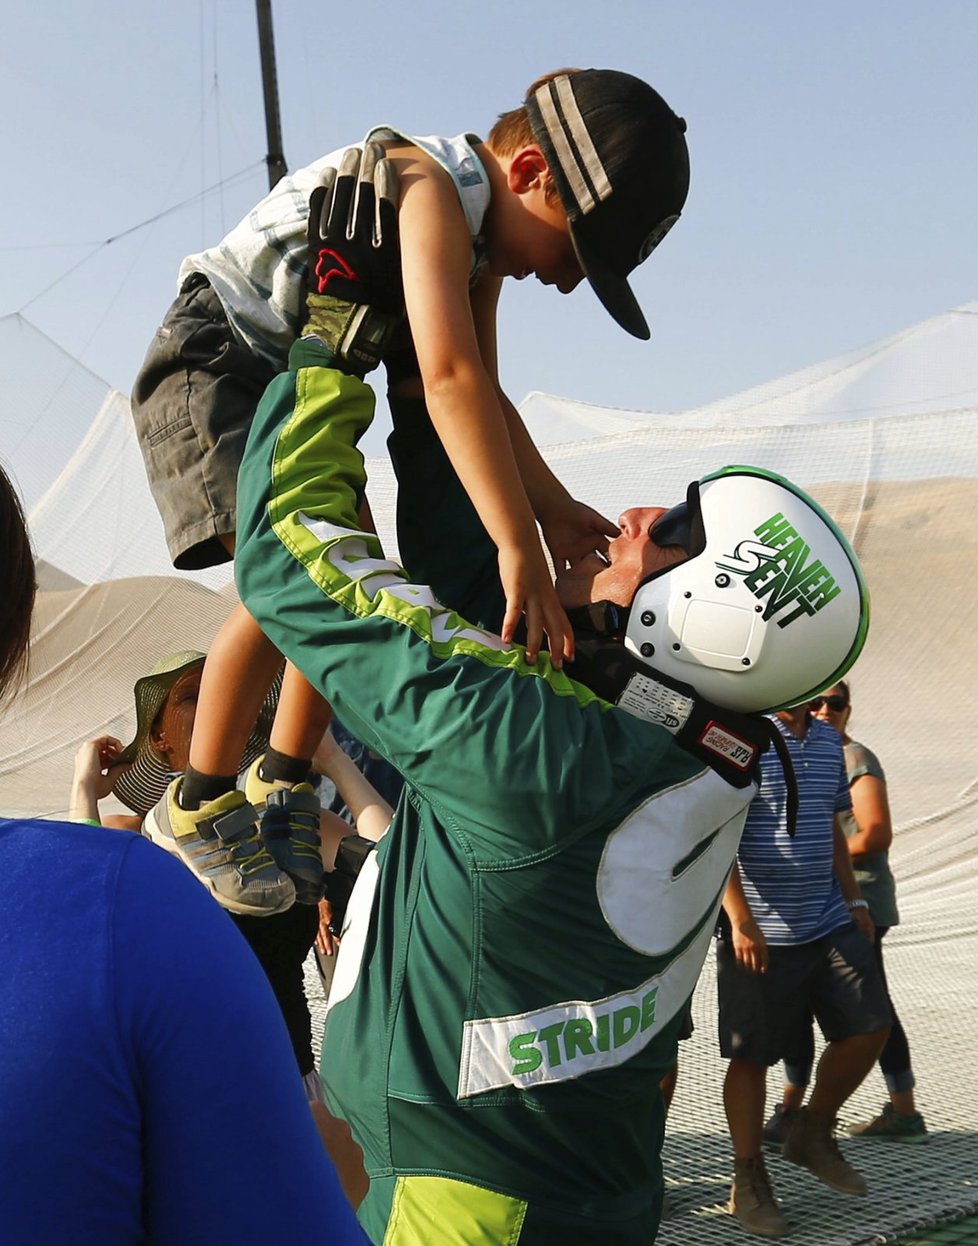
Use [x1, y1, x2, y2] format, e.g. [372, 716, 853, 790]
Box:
[716, 921, 892, 1065]
[130, 274, 278, 570]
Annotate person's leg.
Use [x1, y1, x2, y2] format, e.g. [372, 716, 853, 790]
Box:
[146, 587, 328, 913]
[848, 928, 927, 1138]
[806, 924, 892, 1116]
[763, 1010, 814, 1147]
[185, 598, 331, 793]
[872, 928, 917, 1113]
[142, 603, 296, 915]
[724, 1059, 786, 1238]
[782, 925, 891, 1194]
[134, 281, 313, 914]
[781, 1083, 806, 1112]
[130, 275, 275, 571]
[724, 1058, 769, 1159]
[230, 906, 319, 1076]
[806, 1029, 888, 1118]
[267, 663, 334, 765]
[882, 1027, 917, 1115]
[717, 938, 787, 1237]
[781, 1030, 885, 1196]
[659, 1062, 679, 1116]
[780, 1012, 814, 1111]
[243, 660, 334, 907]
[661, 1000, 693, 1117]
[184, 603, 285, 791]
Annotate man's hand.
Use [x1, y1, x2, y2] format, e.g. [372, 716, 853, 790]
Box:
[730, 915, 769, 974]
[851, 905, 875, 942]
[316, 897, 337, 958]
[304, 143, 403, 376]
[722, 869, 769, 973]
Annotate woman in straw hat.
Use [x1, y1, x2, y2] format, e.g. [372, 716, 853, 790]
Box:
[68, 649, 393, 1104]
[0, 462, 371, 1242]
[70, 652, 326, 1098]
[69, 649, 276, 830]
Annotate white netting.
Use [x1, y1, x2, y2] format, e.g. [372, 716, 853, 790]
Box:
[2, 305, 977, 1240]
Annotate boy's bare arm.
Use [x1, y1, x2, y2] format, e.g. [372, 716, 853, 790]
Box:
[469, 275, 617, 570]
[396, 155, 572, 664]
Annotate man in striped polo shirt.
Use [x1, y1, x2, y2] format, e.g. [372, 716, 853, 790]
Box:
[717, 704, 891, 1239]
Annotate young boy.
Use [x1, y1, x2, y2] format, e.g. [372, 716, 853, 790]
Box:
[134, 68, 690, 914]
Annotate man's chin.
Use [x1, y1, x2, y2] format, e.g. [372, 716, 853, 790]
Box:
[555, 552, 611, 609]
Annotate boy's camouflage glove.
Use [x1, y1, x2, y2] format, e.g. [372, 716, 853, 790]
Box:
[303, 143, 403, 378]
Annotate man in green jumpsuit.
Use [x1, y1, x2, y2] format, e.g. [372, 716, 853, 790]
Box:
[235, 155, 868, 1246]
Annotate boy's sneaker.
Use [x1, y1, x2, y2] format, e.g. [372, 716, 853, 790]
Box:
[782, 1107, 867, 1196]
[847, 1102, 929, 1142]
[729, 1156, 787, 1238]
[245, 761, 326, 906]
[762, 1104, 799, 1150]
[143, 779, 296, 915]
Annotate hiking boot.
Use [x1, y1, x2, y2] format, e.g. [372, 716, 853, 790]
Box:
[782, 1107, 867, 1195]
[143, 778, 296, 915]
[729, 1156, 787, 1238]
[762, 1104, 799, 1150]
[245, 761, 325, 905]
[847, 1101, 928, 1142]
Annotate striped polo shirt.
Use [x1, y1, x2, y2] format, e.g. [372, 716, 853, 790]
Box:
[737, 714, 852, 945]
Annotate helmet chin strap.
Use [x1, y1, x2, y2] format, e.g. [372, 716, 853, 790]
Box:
[567, 602, 798, 833]
[564, 601, 623, 638]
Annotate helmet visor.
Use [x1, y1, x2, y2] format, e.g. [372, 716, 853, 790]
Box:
[650, 480, 705, 556]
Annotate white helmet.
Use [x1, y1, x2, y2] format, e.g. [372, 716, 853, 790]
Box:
[622, 466, 869, 714]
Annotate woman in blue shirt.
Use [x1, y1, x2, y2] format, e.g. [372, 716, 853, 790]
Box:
[0, 462, 368, 1245]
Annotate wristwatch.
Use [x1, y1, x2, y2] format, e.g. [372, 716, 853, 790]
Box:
[846, 897, 869, 911]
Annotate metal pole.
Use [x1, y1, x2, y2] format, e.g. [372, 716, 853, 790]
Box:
[256, 0, 287, 189]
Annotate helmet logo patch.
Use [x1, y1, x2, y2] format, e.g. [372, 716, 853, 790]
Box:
[715, 512, 841, 628]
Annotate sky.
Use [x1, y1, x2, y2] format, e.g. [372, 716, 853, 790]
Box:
[2, 1, 977, 466]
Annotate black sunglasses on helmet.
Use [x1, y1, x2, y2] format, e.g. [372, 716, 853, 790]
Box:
[649, 481, 705, 556]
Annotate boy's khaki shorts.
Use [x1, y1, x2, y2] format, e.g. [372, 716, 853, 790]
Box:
[130, 274, 277, 570]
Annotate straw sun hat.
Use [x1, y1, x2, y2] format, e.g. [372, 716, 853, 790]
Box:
[112, 651, 280, 817]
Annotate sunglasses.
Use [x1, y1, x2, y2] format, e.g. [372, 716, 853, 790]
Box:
[810, 695, 848, 712]
[650, 482, 705, 556]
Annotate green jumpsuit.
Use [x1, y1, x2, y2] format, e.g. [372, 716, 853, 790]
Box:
[236, 340, 756, 1245]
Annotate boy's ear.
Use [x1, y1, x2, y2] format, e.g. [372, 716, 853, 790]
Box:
[506, 146, 552, 195]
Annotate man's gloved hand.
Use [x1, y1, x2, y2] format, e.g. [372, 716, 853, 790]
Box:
[303, 142, 403, 377]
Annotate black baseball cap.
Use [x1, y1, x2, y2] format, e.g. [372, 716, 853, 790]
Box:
[526, 69, 690, 340]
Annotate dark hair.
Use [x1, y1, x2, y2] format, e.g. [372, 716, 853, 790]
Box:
[0, 464, 36, 704]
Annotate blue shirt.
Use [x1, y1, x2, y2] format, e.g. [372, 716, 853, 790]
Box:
[737, 715, 852, 945]
[0, 818, 368, 1246]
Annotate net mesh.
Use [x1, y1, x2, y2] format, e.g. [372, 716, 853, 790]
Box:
[3, 306, 977, 1239]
